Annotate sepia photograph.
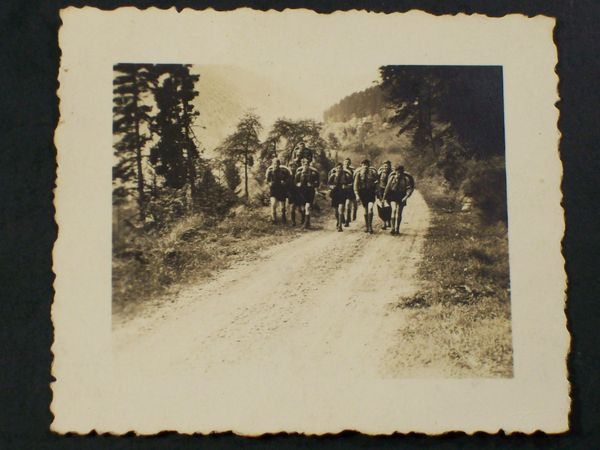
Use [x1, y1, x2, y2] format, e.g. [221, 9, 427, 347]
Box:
[52, 9, 567, 434]
[111, 63, 512, 379]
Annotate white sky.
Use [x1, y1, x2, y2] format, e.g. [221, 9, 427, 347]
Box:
[226, 64, 381, 121]
[229, 62, 381, 121]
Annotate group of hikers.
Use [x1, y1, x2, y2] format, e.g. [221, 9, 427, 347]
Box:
[265, 142, 415, 235]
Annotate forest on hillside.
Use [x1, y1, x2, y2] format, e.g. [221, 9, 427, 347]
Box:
[323, 86, 386, 122]
[324, 65, 507, 223]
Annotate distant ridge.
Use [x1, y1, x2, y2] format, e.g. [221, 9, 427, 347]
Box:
[323, 86, 385, 123]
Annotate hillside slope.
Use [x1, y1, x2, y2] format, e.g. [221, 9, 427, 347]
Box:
[193, 65, 321, 153]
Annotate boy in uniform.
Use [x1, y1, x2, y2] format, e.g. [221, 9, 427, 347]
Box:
[291, 141, 314, 165]
[265, 157, 291, 224]
[294, 158, 320, 229]
[286, 157, 303, 226]
[384, 164, 415, 235]
[377, 160, 393, 229]
[342, 157, 357, 226]
[353, 159, 379, 234]
[327, 162, 353, 232]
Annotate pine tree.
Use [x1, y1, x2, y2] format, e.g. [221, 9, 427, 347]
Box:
[113, 63, 154, 221]
[217, 112, 262, 201]
[378, 65, 504, 159]
[148, 65, 201, 211]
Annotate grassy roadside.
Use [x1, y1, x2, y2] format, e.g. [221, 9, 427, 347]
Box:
[391, 179, 513, 377]
[112, 205, 314, 321]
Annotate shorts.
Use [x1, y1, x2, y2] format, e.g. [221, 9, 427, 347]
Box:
[357, 188, 376, 208]
[346, 189, 357, 201]
[298, 186, 316, 205]
[386, 190, 407, 205]
[269, 184, 287, 202]
[286, 186, 302, 205]
[330, 187, 347, 207]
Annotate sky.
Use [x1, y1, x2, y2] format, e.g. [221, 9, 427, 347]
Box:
[194, 63, 382, 121]
[231, 63, 382, 121]
[190, 62, 382, 124]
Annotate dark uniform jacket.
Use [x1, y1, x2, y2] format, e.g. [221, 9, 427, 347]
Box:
[265, 165, 291, 186]
[327, 167, 353, 189]
[378, 166, 392, 188]
[292, 147, 314, 164]
[353, 166, 379, 193]
[344, 165, 355, 178]
[384, 171, 415, 199]
[295, 166, 320, 188]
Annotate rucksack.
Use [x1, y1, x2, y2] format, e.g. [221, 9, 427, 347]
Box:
[359, 167, 378, 190]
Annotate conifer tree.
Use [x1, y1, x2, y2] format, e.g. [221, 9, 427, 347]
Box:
[113, 63, 154, 221]
[217, 113, 262, 201]
[148, 65, 201, 211]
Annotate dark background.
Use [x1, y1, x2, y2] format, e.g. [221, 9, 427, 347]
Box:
[1, 0, 598, 449]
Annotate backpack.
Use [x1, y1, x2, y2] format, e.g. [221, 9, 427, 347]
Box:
[390, 172, 412, 193]
[359, 167, 378, 190]
[378, 167, 391, 187]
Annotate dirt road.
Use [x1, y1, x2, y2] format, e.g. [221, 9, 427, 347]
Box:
[113, 192, 430, 380]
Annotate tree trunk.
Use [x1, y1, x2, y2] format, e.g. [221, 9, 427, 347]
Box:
[244, 152, 249, 201]
[132, 74, 145, 222]
[426, 85, 437, 154]
[181, 100, 197, 213]
[186, 147, 197, 213]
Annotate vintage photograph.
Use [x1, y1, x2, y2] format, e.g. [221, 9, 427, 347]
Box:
[53, 9, 566, 434]
[111, 63, 512, 379]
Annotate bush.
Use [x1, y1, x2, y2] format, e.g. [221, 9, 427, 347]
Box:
[461, 157, 507, 224]
[145, 188, 188, 228]
[195, 182, 238, 217]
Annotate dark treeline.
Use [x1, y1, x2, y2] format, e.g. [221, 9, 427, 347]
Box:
[323, 86, 385, 122]
[379, 65, 505, 160]
[378, 65, 507, 222]
[113, 63, 233, 225]
[322, 66, 507, 222]
[113, 63, 335, 229]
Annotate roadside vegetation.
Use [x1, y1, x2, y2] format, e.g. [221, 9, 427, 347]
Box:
[390, 178, 513, 377]
[112, 205, 318, 320]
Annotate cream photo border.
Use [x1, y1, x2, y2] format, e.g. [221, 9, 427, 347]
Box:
[52, 8, 567, 434]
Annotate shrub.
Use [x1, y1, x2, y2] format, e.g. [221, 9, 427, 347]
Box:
[461, 157, 507, 224]
[145, 188, 188, 228]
